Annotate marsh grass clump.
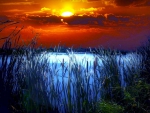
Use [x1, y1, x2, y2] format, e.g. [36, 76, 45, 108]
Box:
[19, 50, 56, 113]
[91, 47, 150, 113]
[138, 39, 150, 83]
[94, 48, 122, 101]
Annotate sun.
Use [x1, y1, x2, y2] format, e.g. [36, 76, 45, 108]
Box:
[61, 11, 74, 17]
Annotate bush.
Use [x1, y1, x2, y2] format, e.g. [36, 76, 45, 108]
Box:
[97, 101, 124, 113]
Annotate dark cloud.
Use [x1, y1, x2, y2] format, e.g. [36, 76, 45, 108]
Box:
[118, 16, 130, 22]
[63, 15, 105, 25]
[114, 0, 150, 6]
[26, 16, 62, 25]
[106, 14, 130, 22]
[0, 15, 8, 21]
[107, 14, 119, 22]
[136, 1, 150, 6]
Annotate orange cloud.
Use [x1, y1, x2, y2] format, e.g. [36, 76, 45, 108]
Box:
[75, 7, 104, 16]
[41, 7, 51, 12]
[3, 9, 25, 13]
[79, 7, 99, 11]
[0, 2, 35, 6]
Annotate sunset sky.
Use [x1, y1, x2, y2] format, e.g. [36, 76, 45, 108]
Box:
[0, 0, 150, 50]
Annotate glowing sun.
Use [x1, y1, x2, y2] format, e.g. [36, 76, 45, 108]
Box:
[61, 11, 74, 17]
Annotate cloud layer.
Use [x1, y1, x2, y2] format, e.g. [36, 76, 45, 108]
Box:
[114, 0, 150, 6]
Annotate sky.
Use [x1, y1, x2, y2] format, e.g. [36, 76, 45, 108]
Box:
[0, 0, 150, 50]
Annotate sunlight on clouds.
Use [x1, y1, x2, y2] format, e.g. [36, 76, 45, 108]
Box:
[40, 6, 103, 16]
[75, 7, 104, 16]
[61, 11, 74, 17]
[60, 4, 75, 16]
[102, 0, 115, 6]
[79, 7, 97, 11]
[41, 7, 51, 12]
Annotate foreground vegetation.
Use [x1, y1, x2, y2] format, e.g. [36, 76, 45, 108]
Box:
[0, 20, 150, 113]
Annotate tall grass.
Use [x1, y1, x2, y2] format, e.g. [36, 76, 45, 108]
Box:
[8, 47, 147, 113]
[0, 20, 23, 112]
